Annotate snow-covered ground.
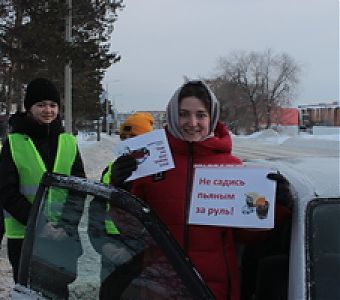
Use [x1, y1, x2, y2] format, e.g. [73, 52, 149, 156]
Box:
[76, 129, 339, 176]
[233, 128, 340, 147]
[76, 132, 121, 180]
[0, 129, 339, 298]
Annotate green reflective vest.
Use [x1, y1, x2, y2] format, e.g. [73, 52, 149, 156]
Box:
[101, 163, 120, 235]
[5, 133, 77, 239]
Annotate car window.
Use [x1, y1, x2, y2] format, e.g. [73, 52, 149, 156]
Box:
[17, 173, 214, 300]
[307, 199, 340, 300]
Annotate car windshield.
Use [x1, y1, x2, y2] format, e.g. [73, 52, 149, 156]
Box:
[307, 199, 340, 300]
[17, 174, 213, 300]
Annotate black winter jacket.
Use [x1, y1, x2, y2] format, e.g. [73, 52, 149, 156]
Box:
[0, 112, 85, 226]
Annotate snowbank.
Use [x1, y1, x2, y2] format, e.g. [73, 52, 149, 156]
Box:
[234, 129, 340, 149]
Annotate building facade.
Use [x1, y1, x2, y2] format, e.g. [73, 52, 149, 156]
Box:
[298, 102, 340, 128]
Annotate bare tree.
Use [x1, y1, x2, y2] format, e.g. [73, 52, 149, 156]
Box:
[216, 49, 300, 131]
[260, 50, 300, 128]
[206, 77, 253, 134]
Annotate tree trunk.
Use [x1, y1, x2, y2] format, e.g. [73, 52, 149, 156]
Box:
[251, 98, 260, 132]
[266, 104, 272, 129]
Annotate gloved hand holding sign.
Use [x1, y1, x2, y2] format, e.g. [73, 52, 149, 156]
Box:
[267, 172, 293, 208]
[110, 155, 137, 188]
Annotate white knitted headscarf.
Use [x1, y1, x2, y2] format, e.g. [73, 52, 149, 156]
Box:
[166, 80, 220, 141]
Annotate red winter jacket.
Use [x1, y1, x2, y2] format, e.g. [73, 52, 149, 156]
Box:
[131, 123, 290, 300]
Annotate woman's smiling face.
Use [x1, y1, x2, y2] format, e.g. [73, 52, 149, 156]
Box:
[179, 96, 210, 142]
[29, 100, 59, 124]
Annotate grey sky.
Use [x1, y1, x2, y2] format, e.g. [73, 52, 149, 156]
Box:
[103, 0, 339, 112]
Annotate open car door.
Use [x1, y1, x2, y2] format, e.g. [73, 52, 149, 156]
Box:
[12, 173, 214, 300]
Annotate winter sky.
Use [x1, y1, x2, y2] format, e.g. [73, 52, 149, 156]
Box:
[103, 0, 339, 112]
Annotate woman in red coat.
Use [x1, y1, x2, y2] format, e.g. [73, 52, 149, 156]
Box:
[128, 80, 291, 299]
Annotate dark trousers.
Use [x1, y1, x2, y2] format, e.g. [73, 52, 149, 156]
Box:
[7, 238, 23, 283]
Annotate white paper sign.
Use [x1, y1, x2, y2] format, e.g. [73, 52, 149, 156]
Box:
[188, 166, 276, 228]
[115, 129, 175, 181]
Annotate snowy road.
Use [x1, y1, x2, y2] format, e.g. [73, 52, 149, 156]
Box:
[232, 131, 339, 160]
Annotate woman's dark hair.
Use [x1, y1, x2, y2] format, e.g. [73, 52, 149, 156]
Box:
[178, 81, 211, 112]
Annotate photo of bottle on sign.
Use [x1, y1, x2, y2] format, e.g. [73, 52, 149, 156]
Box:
[242, 192, 269, 219]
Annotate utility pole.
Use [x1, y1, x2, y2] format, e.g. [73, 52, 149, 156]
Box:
[106, 83, 110, 134]
[64, 0, 72, 133]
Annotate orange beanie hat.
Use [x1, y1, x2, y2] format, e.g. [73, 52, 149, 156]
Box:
[120, 112, 154, 137]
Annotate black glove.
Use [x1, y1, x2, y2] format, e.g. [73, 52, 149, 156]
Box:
[267, 172, 293, 208]
[110, 155, 137, 188]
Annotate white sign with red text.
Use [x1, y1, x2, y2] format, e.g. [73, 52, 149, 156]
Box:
[115, 129, 175, 181]
[188, 165, 276, 228]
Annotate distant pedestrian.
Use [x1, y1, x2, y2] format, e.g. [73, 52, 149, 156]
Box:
[0, 78, 85, 298]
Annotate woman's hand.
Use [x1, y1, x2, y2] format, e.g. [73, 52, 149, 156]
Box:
[267, 172, 293, 208]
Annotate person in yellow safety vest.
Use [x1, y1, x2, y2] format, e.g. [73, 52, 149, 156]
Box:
[88, 112, 154, 300]
[0, 78, 85, 297]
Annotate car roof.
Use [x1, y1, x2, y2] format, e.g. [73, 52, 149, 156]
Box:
[245, 156, 340, 203]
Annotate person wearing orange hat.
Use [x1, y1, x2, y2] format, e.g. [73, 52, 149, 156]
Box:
[88, 112, 154, 299]
[103, 112, 154, 189]
[119, 112, 154, 140]
[105, 112, 154, 187]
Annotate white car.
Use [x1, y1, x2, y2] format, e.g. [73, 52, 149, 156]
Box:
[242, 156, 340, 300]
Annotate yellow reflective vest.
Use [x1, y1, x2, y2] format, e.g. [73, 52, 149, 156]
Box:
[5, 133, 77, 239]
[101, 163, 120, 235]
